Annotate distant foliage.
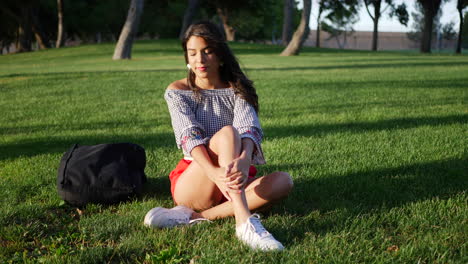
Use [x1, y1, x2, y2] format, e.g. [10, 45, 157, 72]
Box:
[199, 0, 301, 42]
[321, 0, 360, 49]
[407, 1, 458, 50]
[0, 0, 304, 52]
[441, 22, 457, 41]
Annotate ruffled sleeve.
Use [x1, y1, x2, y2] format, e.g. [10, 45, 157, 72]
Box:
[164, 90, 209, 156]
[232, 95, 266, 165]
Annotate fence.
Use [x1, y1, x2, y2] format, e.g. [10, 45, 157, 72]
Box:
[305, 30, 458, 51]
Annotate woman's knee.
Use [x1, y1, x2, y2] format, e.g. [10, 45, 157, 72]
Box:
[215, 125, 240, 140]
[209, 125, 241, 155]
[260, 171, 293, 200]
[274, 171, 294, 195]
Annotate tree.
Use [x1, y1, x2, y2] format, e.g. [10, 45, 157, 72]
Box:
[0, 0, 36, 52]
[463, 11, 468, 48]
[315, 0, 327, 48]
[456, 0, 468, 53]
[179, 0, 199, 39]
[0, 0, 57, 53]
[442, 21, 456, 39]
[282, 0, 294, 45]
[363, 0, 408, 51]
[0, 8, 16, 53]
[113, 0, 144, 60]
[216, 6, 236, 41]
[56, 0, 64, 48]
[228, 0, 287, 41]
[321, 0, 359, 49]
[31, 6, 51, 49]
[315, 0, 359, 48]
[203, 0, 283, 42]
[280, 0, 312, 56]
[407, 1, 443, 49]
[417, 0, 443, 53]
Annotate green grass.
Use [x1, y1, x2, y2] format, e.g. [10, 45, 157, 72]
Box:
[0, 39, 467, 263]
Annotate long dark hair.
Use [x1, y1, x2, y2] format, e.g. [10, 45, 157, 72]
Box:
[182, 21, 259, 112]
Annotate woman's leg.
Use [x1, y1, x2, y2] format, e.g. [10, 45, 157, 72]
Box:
[174, 125, 250, 224]
[174, 125, 293, 223]
[173, 125, 241, 210]
[199, 171, 293, 220]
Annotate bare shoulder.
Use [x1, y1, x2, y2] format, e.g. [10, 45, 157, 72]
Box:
[167, 78, 190, 90]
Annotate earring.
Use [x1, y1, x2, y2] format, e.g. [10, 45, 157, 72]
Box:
[186, 64, 191, 69]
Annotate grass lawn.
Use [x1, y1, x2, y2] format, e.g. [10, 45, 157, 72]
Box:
[0, 40, 467, 263]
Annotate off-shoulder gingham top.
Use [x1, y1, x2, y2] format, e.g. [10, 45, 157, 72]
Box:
[164, 88, 265, 165]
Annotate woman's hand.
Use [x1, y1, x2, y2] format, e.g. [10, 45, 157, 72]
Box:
[207, 167, 233, 201]
[224, 156, 251, 192]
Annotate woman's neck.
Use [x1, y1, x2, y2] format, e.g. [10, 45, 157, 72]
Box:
[195, 76, 228, 90]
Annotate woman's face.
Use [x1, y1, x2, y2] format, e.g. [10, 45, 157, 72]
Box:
[186, 36, 221, 80]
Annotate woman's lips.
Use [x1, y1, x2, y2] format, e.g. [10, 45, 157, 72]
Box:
[197, 66, 207, 71]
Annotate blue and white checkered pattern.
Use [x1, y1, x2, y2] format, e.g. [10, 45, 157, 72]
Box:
[164, 88, 265, 165]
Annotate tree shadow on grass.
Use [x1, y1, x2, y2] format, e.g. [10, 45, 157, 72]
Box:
[246, 60, 468, 71]
[259, 114, 467, 245]
[0, 119, 167, 136]
[263, 158, 467, 246]
[141, 176, 171, 200]
[292, 78, 468, 90]
[264, 114, 468, 139]
[4, 60, 468, 79]
[262, 99, 465, 120]
[0, 130, 175, 162]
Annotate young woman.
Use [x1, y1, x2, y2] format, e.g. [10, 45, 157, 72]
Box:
[144, 21, 293, 251]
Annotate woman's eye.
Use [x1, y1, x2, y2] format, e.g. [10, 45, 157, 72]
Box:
[189, 53, 196, 56]
[205, 49, 213, 54]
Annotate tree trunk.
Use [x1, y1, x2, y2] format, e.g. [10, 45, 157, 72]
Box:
[316, 24, 321, 48]
[33, 31, 48, 50]
[456, 7, 463, 54]
[420, 5, 434, 53]
[95, 32, 102, 43]
[316, 5, 323, 48]
[364, 0, 381, 51]
[280, 0, 311, 56]
[217, 7, 235, 41]
[179, 0, 199, 39]
[371, 1, 381, 51]
[17, 7, 32, 52]
[31, 8, 50, 49]
[282, 0, 293, 45]
[113, 0, 145, 60]
[372, 18, 379, 51]
[56, 0, 65, 48]
[419, 0, 442, 53]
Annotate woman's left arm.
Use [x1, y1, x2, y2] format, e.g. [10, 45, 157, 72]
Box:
[228, 95, 266, 191]
[232, 96, 266, 165]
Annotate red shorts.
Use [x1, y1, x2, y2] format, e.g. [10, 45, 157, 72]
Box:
[169, 159, 257, 201]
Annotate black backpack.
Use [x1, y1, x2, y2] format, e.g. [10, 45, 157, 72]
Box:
[57, 143, 147, 206]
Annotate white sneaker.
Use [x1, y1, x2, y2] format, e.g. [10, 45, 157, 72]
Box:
[144, 205, 195, 228]
[236, 214, 285, 251]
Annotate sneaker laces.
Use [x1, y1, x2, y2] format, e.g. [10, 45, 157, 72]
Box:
[248, 214, 271, 238]
[165, 213, 190, 226]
